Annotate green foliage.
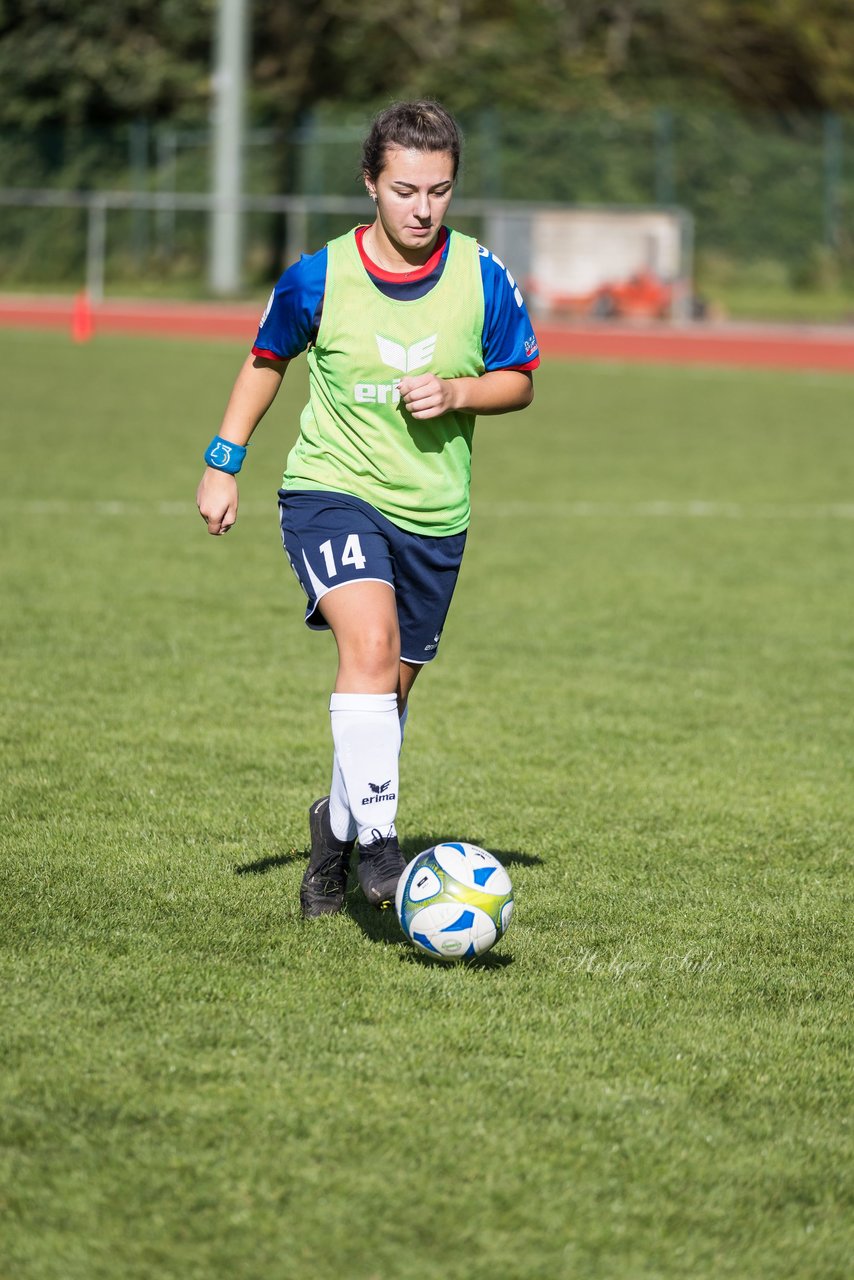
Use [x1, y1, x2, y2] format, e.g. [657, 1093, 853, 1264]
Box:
[2, 0, 854, 132]
[665, 0, 854, 111]
[0, 0, 214, 128]
[2, 332, 853, 1278]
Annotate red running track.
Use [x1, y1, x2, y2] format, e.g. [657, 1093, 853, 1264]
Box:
[2, 293, 854, 374]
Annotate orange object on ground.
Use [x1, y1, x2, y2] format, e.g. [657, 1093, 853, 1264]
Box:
[71, 291, 94, 342]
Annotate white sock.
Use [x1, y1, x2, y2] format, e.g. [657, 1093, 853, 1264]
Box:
[328, 751, 357, 844]
[328, 702, 410, 843]
[329, 692, 401, 846]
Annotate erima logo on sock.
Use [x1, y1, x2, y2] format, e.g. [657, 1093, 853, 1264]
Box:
[354, 333, 438, 406]
[362, 780, 396, 805]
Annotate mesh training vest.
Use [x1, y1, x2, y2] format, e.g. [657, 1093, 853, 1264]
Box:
[282, 227, 485, 536]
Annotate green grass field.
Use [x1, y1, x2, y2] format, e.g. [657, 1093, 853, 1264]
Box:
[2, 330, 852, 1279]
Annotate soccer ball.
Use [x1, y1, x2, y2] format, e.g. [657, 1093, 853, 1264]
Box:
[395, 842, 514, 961]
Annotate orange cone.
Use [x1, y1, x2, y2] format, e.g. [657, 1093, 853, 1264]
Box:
[71, 291, 94, 343]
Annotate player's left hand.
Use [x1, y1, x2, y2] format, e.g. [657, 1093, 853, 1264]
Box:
[397, 373, 457, 419]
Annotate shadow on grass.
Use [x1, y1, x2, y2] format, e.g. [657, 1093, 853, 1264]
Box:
[344, 889, 403, 944]
[399, 947, 514, 970]
[401, 836, 544, 868]
[234, 840, 542, 878]
[234, 850, 305, 876]
[478, 848, 543, 868]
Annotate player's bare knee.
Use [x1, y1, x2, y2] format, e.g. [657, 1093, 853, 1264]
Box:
[361, 635, 400, 684]
[342, 628, 399, 686]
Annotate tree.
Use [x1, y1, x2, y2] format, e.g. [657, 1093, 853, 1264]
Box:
[1, 0, 852, 133]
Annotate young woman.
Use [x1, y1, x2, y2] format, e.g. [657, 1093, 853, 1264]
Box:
[197, 100, 539, 918]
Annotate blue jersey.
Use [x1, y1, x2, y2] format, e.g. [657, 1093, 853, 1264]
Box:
[252, 225, 540, 373]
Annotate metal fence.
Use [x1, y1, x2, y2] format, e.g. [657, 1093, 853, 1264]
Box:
[0, 108, 849, 293]
[0, 188, 695, 323]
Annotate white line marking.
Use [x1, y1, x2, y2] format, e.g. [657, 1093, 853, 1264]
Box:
[8, 499, 278, 518]
[7, 499, 854, 520]
[477, 500, 854, 520]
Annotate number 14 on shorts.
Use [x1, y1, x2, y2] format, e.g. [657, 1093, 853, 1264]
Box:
[318, 534, 367, 578]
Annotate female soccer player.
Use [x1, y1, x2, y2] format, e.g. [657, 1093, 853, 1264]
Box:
[197, 100, 539, 917]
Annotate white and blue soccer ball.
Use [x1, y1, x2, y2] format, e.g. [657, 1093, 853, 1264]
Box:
[395, 842, 514, 961]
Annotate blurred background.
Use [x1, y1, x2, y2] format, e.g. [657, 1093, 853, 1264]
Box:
[1, 0, 853, 322]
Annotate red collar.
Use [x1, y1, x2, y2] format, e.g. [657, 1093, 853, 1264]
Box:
[356, 224, 448, 282]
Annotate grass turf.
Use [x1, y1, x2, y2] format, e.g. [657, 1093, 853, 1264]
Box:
[2, 331, 852, 1279]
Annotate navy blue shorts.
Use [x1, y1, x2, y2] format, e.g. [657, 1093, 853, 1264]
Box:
[278, 490, 467, 664]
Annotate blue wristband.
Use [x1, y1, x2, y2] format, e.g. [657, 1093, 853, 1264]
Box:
[204, 435, 247, 474]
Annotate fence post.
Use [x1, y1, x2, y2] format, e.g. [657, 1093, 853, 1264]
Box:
[823, 113, 842, 252]
[297, 112, 324, 247]
[156, 127, 177, 257]
[86, 196, 107, 302]
[297, 111, 322, 194]
[129, 119, 150, 269]
[210, 0, 248, 294]
[479, 108, 502, 199]
[654, 108, 675, 206]
[286, 199, 309, 266]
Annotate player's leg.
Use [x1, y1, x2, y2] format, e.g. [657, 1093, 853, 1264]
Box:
[325, 519, 465, 870]
[279, 491, 406, 912]
[279, 491, 465, 914]
[389, 526, 467, 821]
[398, 659, 421, 716]
[318, 581, 407, 906]
[315, 525, 462, 909]
[321, 580, 402, 852]
[326, 632, 417, 850]
[323, 578, 401, 693]
[325, 522, 466, 859]
[319, 658, 415, 912]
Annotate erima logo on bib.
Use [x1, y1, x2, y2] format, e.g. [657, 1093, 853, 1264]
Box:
[354, 333, 438, 405]
[376, 334, 437, 373]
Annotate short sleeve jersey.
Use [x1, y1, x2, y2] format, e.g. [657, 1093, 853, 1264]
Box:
[252, 226, 539, 535]
[253, 225, 540, 373]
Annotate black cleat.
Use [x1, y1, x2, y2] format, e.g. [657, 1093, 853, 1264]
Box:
[300, 797, 356, 918]
[357, 830, 406, 908]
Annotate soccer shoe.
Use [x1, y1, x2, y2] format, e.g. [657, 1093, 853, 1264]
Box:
[357, 830, 406, 908]
[300, 797, 356, 918]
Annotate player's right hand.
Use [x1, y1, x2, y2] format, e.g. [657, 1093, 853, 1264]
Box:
[196, 467, 239, 535]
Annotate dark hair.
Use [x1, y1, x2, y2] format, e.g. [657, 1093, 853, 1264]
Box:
[362, 100, 463, 182]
